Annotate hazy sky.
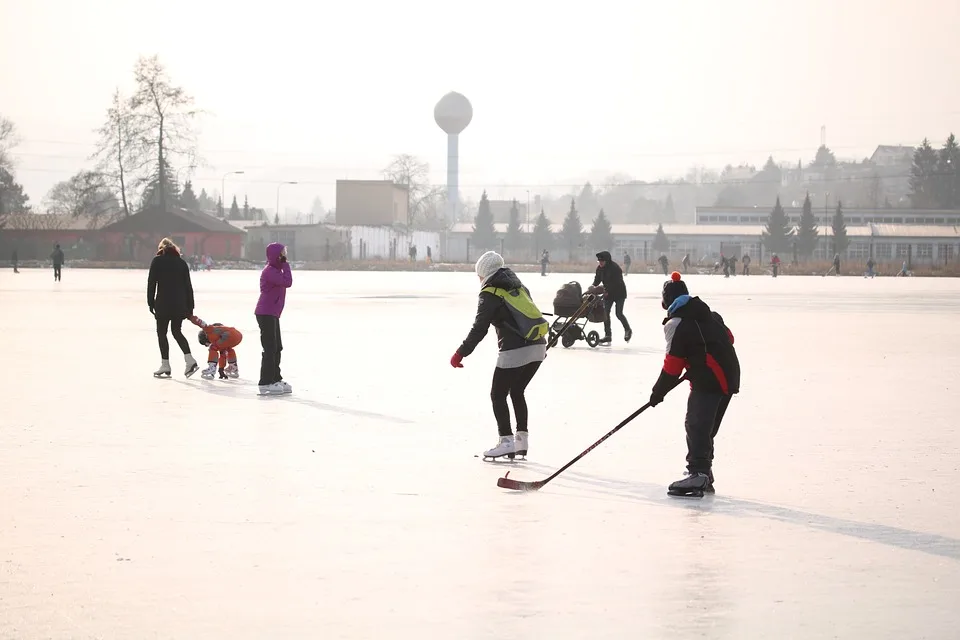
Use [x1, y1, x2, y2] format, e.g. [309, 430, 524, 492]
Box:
[2, 0, 959, 215]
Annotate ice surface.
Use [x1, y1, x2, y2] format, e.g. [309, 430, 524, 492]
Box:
[2, 267, 959, 639]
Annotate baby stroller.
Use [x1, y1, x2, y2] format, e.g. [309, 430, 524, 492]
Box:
[546, 282, 607, 348]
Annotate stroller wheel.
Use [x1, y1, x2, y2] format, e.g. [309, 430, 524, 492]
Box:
[586, 330, 601, 348]
[561, 331, 577, 348]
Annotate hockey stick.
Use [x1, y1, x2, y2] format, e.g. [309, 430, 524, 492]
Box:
[497, 376, 686, 492]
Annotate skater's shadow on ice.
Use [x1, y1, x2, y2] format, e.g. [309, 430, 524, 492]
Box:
[518, 462, 960, 563]
[174, 380, 414, 425]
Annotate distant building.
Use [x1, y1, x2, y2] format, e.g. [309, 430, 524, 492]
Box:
[335, 180, 409, 226]
[245, 223, 350, 262]
[695, 206, 960, 227]
[870, 145, 915, 167]
[486, 199, 529, 223]
[100, 206, 246, 261]
[0, 214, 106, 260]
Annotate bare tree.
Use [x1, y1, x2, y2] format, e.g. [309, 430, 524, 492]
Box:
[382, 154, 443, 229]
[93, 89, 142, 218]
[0, 115, 18, 172]
[44, 171, 122, 226]
[129, 55, 200, 214]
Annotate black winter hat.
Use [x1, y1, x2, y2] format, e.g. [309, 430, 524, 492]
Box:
[661, 271, 689, 309]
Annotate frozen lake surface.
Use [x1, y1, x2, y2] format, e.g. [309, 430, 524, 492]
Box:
[2, 267, 959, 639]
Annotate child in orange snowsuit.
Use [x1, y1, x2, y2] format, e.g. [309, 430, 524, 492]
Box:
[189, 315, 243, 379]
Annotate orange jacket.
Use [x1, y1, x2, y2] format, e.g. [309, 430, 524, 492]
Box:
[190, 315, 243, 350]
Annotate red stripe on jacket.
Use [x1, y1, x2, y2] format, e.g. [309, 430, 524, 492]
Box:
[727, 329, 735, 345]
[663, 354, 686, 376]
[705, 354, 729, 394]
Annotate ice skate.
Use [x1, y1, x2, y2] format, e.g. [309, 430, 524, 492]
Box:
[598, 335, 612, 346]
[624, 328, 633, 343]
[278, 380, 293, 394]
[667, 471, 711, 498]
[200, 363, 217, 380]
[153, 360, 172, 378]
[482, 435, 516, 461]
[224, 363, 239, 379]
[258, 381, 286, 396]
[184, 354, 199, 378]
[514, 431, 529, 459]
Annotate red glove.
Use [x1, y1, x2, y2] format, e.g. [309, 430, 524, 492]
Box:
[450, 351, 464, 368]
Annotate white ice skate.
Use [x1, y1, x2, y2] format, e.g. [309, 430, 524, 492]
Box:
[482, 435, 516, 461]
[514, 431, 529, 459]
[278, 380, 293, 394]
[184, 354, 199, 378]
[224, 363, 239, 379]
[258, 382, 286, 396]
[200, 363, 217, 380]
[153, 360, 172, 378]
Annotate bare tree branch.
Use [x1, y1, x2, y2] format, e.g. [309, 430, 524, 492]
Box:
[44, 171, 122, 227]
[0, 114, 20, 172]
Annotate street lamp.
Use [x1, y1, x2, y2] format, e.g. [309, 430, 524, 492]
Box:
[276, 181, 298, 224]
[221, 171, 245, 217]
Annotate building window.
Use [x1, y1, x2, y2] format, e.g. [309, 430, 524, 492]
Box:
[938, 244, 955, 262]
[874, 243, 893, 259]
[849, 242, 870, 258]
[916, 243, 933, 258]
[896, 243, 910, 258]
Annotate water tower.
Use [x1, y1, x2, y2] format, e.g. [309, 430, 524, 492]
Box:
[434, 92, 473, 226]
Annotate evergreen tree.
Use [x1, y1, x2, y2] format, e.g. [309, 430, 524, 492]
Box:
[533, 209, 553, 254]
[761, 196, 794, 254]
[795, 192, 819, 260]
[242, 195, 251, 220]
[216, 195, 224, 218]
[139, 163, 178, 212]
[559, 198, 584, 260]
[180, 180, 199, 211]
[0, 167, 31, 218]
[504, 199, 523, 252]
[661, 193, 676, 222]
[652, 223, 670, 253]
[909, 138, 939, 208]
[197, 188, 214, 211]
[471, 190, 497, 251]
[936, 133, 960, 208]
[831, 201, 849, 256]
[228, 195, 241, 220]
[590, 208, 613, 252]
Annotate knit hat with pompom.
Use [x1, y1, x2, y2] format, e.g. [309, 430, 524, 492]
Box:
[661, 271, 689, 309]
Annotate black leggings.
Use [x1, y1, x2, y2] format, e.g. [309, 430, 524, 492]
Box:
[256, 314, 283, 385]
[490, 361, 541, 437]
[157, 316, 191, 360]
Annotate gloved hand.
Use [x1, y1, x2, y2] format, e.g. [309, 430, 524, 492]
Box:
[450, 351, 464, 368]
[649, 392, 665, 407]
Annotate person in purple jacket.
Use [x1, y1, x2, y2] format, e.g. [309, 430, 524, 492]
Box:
[255, 242, 293, 395]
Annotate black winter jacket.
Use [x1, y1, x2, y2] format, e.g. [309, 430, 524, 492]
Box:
[652, 295, 740, 397]
[458, 268, 546, 357]
[592, 251, 627, 300]
[147, 248, 195, 319]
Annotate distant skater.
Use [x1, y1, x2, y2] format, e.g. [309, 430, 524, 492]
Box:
[51, 244, 64, 281]
[658, 254, 669, 276]
[770, 254, 781, 277]
[540, 250, 549, 277]
[148, 238, 199, 378]
[741, 254, 751, 276]
[623, 252, 632, 275]
[865, 257, 876, 278]
[450, 251, 548, 461]
[11, 249, 18, 274]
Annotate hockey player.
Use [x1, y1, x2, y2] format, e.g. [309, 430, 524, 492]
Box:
[190, 315, 243, 379]
[451, 251, 548, 461]
[649, 272, 740, 497]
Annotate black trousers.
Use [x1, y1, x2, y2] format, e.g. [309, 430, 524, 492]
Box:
[256, 314, 284, 385]
[603, 297, 630, 337]
[684, 392, 731, 473]
[53, 265, 62, 281]
[156, 316, 191, 360]
[490, 361, 541, 437]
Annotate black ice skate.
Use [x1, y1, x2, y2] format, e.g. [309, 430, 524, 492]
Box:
[624, 328, 633, 343]
[667, 471, 711, 498]
[598, 335, 612, 345]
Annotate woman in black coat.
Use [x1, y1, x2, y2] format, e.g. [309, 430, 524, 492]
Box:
[148, 238, 199, 378]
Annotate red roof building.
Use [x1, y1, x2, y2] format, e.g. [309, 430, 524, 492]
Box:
[99, 207, 247, 261]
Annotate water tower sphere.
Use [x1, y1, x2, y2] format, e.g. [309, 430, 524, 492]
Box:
[434, 92, 473, 135]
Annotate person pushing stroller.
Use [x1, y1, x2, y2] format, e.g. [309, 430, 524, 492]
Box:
[592, 251, 632, 345]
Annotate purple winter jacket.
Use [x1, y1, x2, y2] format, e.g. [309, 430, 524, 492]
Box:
[255, 243, 293, 317]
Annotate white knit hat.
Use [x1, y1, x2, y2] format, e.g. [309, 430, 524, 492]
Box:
[475, 251, 504, 283]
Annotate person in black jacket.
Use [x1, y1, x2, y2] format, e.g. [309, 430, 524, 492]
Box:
[649, 272, 740, 497]
[148, 238, 199, 378]
[51, 244, 64, 281]
[451, 251, 547, 461]
[592, 250, 632, 344]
